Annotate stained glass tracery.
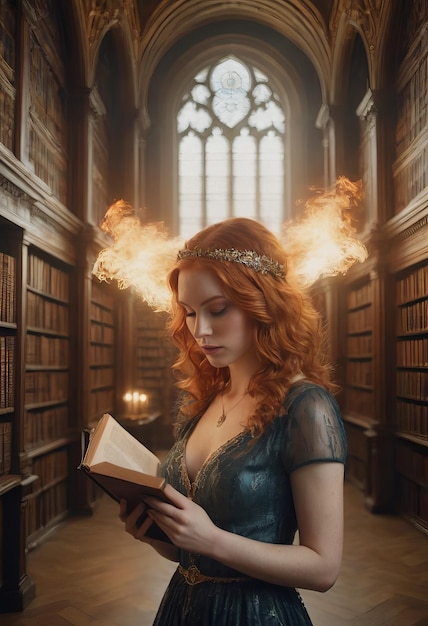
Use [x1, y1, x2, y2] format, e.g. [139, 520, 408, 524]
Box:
[177, 55, 286, 238]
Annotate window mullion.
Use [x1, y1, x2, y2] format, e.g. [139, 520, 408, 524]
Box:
[202, 137, 207, 226]
[256, 136, 261, 221]
[228, 137, 233, 218]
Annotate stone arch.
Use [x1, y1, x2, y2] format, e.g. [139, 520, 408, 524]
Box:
[145, 28, 323, 230]
[138, 0, 331, 127]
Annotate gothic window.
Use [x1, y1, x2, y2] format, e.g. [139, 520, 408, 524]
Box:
[177, 55, 286, 238]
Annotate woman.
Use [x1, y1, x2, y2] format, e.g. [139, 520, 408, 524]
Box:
[120, 217, 347, 625]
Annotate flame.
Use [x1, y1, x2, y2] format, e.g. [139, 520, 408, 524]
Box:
[93, 178, 368, 311]
[92, 200, 183, 312]
[281, 177, 368, 286]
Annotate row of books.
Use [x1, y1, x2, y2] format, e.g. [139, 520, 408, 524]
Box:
[397, 299, 428, 334]
[0, 334, 14, 409]
[396, 53, 428, 154]
[27, 291, 69, 333]
[32, 448, 68, 488]
[27, 253, 69, 301]
[396, 400, 428, 438]
[89, 281, 115, 420]
[29, 122, 68, 204]
[396, 264, 428, 304]
[135, 322, 170, 409]
[25, 480, 68, 540]
[396, 440, 428, 487]
[395, 475, 428, 523]
[90, 366, 114, 389]
[91, 281, 114, 309]
[396, 370, 428, 401]
[394, 149, 427, 215]
[396, 337, 428, 367]
[0, 86, 15, 152]
[344, 387, 374, 419]
[90, 322, 114, 344]
[89, 388, 114, 417]
[25, 370, 68, 405]
[136, 343, 166, 359]
[90, 301, 114, 324]
[0, 252, 16, 324]
[346, 305, 373, 333]
[29, 30, 67, 134]
[346, 333, 373, 355]
[24, 406, 68, 450]
[90, 343, 114, 365]
[26, 333, 69, 367]
[346, 360, 373, 387]
[0, 422, 12, 475]
[346, 282, 372, 310]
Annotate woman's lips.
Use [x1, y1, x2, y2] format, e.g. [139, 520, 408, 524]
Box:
[200, 345, 221, 354]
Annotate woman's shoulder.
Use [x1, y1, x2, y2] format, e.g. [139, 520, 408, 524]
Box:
[279, 379, 347, 472]
[283, 378, 337, 410]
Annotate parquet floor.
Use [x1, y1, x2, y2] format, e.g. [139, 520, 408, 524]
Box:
[1, 481, 427, 626]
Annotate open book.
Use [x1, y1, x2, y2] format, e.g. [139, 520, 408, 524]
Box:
[79, 413, 171, 542]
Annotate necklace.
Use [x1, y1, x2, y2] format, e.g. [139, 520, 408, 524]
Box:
[217, 393, 247, 427]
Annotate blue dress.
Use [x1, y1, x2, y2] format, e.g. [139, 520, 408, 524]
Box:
[153, 381, 347, 625]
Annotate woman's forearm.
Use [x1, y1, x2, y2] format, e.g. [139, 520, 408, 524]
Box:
[207, 527, 341, 592]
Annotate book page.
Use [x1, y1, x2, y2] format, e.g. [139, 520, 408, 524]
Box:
[88, 415, 160, 476]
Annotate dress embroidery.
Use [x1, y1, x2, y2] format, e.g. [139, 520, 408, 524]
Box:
[181, 429, 247, 499]
[155, 382, 347, 626]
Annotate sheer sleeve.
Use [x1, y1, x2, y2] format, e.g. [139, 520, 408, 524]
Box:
[281, 384, 347, 474]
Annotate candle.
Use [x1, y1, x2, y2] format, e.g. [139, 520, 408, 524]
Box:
[123, 390, 148, 417]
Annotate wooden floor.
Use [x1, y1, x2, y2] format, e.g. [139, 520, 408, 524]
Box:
[1, 481, 427, 626]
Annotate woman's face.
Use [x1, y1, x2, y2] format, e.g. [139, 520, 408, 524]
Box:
[177, 267, 258, 371]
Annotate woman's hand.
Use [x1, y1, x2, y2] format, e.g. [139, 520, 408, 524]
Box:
[119, 499, 154, 542]
[144, 484, 218, 555]
[118, 498, 179, 561]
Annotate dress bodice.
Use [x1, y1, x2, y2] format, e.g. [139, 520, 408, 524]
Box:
[160, 381, 347, 578]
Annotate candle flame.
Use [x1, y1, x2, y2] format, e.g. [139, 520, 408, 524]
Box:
[92, 178, 367, 310]
[281, 177, 368, 286]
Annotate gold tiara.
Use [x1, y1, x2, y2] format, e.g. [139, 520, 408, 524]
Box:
[176, 247, 286, 279]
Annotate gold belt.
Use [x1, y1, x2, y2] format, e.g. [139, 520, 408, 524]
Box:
[178, 564, 251, 586]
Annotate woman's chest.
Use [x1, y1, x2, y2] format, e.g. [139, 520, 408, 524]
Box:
[162, 425, 291, 510]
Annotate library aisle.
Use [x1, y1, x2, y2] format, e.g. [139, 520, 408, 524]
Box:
[0, 482, 427, 626]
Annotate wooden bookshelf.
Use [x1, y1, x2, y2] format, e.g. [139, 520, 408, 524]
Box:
[22, 249, 71, 549]
[134, 300, 168, 413]
[134, 300, 176, 449]
[395, 263, 428, 532]
[393, 24, 428, 215]
[27, 13, 68, 205]
[0, 243, 17, 474]
[0, 0, 16, 153]
[344, 279, 374, 419]
[341, 277, 375, 492]
[0, 220, 36, 611]
[89, 279, 115, 422]
[90, 86, 109, 226]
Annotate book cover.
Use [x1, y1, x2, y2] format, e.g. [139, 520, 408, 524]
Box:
[79, 413, 171, 543]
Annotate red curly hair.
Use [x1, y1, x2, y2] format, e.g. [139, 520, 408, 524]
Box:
[166, 217, 336, 436]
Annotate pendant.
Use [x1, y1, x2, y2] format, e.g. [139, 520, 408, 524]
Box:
[216, 411, 226, 427]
